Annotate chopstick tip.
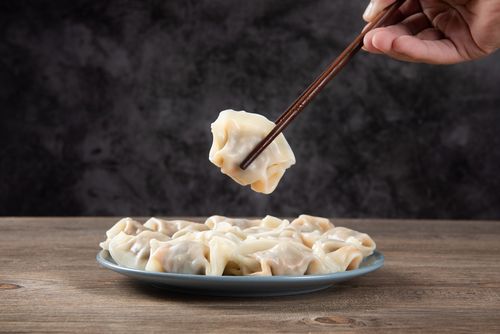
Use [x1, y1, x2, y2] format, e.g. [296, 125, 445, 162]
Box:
[239, 159, 250, 171]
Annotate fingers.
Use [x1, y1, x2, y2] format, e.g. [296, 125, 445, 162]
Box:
[364, 27, 465, 64]
[363, 0, 422, 26]
[390, 36, 465, 64]
[363, 11, 463, 63]
[363, 0, 396, 22]
[364, 27, 406, 55]
[364, 13, 431, 53]
[361, 0, 466, 64]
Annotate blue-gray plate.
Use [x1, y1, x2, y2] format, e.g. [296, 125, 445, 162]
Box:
[96, 250, 384, 297]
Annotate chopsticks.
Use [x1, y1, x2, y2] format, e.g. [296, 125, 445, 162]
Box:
[240, 0, 404, 170]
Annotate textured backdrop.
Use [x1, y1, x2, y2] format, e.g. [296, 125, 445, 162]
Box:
[1, 0, 499, 218]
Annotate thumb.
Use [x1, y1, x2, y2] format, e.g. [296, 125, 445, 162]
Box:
[363, 0, 397, 22]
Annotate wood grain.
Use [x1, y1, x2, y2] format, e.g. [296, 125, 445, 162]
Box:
[1, 217, 499, 333]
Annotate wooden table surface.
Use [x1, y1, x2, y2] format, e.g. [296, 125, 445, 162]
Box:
[1, 218, 499, 333]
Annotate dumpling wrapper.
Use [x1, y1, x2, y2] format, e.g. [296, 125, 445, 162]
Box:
[308, 245, 363, 275]
[99, 217, 146, 250]
[108, 230, 170, 270]
[243, 216, 291, 240]
[251, 240, 314, 276]
[321, 227, 376, 257]
[207, 236, 240, 276]
[146, 239, 210, 275]
[143, 217, 195, 237]
[205, 215, 261, 230]
[209, 109, 296, 194]
[290, 215, 335, 248]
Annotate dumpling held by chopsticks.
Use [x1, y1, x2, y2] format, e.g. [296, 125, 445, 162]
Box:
[209, 109, 295, 194]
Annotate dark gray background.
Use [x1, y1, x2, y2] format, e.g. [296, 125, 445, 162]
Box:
[1, 0, 499, 218]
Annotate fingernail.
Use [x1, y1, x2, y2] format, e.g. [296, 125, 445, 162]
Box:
[363, 1, 374, 20]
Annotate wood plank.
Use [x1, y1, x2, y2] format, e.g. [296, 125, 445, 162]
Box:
[1, 217, 499, 333]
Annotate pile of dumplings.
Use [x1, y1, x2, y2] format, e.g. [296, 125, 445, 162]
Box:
[100, 215, 376, 276]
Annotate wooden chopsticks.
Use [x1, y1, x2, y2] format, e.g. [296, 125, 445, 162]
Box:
[240, 0, 405, 170]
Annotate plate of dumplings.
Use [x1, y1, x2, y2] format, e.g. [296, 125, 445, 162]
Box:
[97, 215, 384, 296]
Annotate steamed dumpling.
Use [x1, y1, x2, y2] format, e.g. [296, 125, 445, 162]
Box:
[108, 230, 170, 270]
[321, 227, 376, 257]
[207, 236, 240, 276]
[290, 215, 335, 247]
[209, 109, 296, 194]
[308, 245, 363, 275]
[143, 218, 194, 237]
[250, 240, 314, 276]
[205, 215, 261, 230]
[243, 216, 292, 240]
[145, 239, 210, 275]
[99, 217, 146, 250]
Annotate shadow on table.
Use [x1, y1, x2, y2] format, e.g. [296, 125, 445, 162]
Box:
[123, 267, 411, 303]
[125, 280, 331, 302]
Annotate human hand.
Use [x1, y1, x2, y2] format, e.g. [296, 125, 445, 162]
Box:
[362, 0, 500, 64]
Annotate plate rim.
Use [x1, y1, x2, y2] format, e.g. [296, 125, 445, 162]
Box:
[96, 249, 384, 282]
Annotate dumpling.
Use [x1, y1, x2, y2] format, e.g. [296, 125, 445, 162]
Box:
[312, 238, 351, 255]
[290, 215, 335, 248]
[143, 217, 196, 237]
[236, 239, 313, 276]
[243, 216, 291, 240]
[209, 109, 296, 194]
[108, 230, 170, 270]
[223, 239, 298, 276]
[308, 245, 363, 275]
[290, 215, 334, 233]
[251, 240, 314, 276]
[201, 216, 248, 240]
[321, 227, 376, 257]
[207, 236, 240, 276]
[145, 239, 209, 275]
[99, 217, 146, 250]
[238, 239, 283, 255]
[259, 215, 287, 229]
[170, 222, 209, 239]
[205, 215, 261, 230]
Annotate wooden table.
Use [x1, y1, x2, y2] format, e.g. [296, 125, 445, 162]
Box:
[1, 218, 499, 333]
